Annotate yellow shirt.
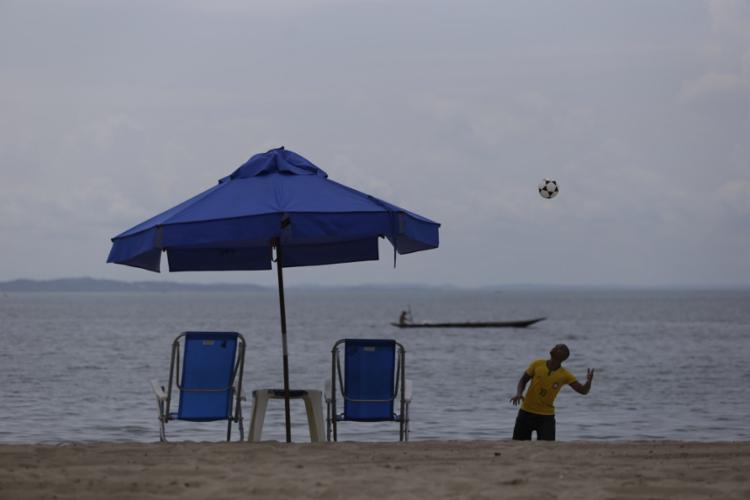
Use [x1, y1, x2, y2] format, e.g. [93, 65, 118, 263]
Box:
[521, 359, 577, 416]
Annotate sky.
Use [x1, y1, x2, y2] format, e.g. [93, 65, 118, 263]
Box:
[1, 0, 748, 288]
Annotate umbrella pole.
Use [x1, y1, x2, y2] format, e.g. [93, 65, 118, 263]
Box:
[275, 240, 293, 443]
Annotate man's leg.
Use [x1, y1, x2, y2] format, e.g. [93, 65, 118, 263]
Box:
[512, 410, 533, 440]
[536, 414, 556, 441]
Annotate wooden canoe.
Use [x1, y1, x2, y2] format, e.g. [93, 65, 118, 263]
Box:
[390, 317, 546, 329]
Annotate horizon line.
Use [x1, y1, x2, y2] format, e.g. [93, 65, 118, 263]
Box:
[1, 276, 749, 291]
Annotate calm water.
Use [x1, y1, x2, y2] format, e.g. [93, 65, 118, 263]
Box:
[1, 289, 749, 443]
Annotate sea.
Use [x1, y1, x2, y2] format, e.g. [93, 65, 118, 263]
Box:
[1, 289, 749, 443]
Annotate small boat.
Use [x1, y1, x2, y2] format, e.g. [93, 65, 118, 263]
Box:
[391, 317, 546, 329]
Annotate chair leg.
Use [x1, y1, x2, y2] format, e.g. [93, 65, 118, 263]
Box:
[398, 392, 407, 442]
[226, 392, 233, 442]
[332, 402, 338, 442]
[155, 399, 167, 443]
[404, 403, 410, 442]
[159, 418, 167, 443]
[326, 401, 331, 442]
[237, 399, 244, 442]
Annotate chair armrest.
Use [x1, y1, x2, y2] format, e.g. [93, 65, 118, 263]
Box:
[234, 382, 247, 401]
[324, 379, 332, 402]
[150, 379, 167, 401]
[402, 379, 413, 403]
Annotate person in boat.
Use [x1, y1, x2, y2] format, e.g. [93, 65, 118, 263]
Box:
[509, 344, 594, 441]
[398, 310, 409, 325]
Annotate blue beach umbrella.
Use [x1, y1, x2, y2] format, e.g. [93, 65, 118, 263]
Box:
[107, 147, 440, 442]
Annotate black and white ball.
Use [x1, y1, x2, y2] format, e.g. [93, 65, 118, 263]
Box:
[538, 178, 559, 199]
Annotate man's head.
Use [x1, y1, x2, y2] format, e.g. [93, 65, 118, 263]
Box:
[550, 344, 570, 362]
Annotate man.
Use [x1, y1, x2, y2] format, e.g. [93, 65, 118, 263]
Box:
[399, 310, 409, 325]
[510, 344, 594, 441]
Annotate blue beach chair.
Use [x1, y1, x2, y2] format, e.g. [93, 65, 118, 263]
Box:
[325, 339, 411, 442]
[150, 331, 246, 442]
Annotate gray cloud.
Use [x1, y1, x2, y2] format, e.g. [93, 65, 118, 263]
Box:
[1, 0, 748, 286]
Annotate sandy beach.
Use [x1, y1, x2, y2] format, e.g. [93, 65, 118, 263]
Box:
[1, 440, 748, 499]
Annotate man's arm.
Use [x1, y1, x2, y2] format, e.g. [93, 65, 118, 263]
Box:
[510, 372, 531, 405]
[569, 368, 595, 395]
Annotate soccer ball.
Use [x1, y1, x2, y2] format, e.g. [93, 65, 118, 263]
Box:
[538, 179, 559, 199]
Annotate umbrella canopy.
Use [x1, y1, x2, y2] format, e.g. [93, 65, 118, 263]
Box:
[107, 147, 440, 441]
[108, 147, 438, 272]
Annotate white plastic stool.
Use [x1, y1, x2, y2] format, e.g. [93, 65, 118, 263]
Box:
[248, 389, 325, 442]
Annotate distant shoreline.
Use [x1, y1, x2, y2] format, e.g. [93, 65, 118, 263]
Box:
[0, 277, 268, 293]
[1, 277, 749, 293]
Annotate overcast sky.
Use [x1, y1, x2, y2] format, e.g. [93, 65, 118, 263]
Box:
[1, 0, 748, 287]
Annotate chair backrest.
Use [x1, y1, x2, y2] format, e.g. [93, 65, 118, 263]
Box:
[343, 339, 397, 421]
[176, 332, 239, 421]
